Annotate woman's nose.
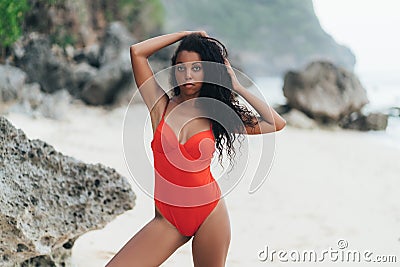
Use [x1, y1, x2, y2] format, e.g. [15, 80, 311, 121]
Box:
[185, 68, 192, 80]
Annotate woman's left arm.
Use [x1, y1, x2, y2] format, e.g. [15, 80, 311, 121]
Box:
[225, 58, 287, 134]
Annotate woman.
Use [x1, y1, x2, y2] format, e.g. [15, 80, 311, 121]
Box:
[106, 31, 286, 266]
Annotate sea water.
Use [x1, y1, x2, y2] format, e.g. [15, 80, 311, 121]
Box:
[251, 73, 400, 150]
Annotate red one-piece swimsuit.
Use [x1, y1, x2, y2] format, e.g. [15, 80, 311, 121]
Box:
[151, 99, 221, 237]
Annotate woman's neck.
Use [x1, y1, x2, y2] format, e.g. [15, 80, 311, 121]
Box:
[173, 95, 199, 106]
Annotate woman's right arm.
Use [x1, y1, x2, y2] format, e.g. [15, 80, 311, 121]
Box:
[130, 31, 197, 113]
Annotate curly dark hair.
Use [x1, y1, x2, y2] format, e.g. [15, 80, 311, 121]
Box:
[168, 33, 258, 170]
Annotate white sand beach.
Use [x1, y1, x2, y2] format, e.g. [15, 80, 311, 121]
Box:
[4, 102, 400, 266]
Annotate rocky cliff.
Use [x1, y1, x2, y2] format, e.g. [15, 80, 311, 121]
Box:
[161, 0, 356, 77]
[23, 0, 164, 48]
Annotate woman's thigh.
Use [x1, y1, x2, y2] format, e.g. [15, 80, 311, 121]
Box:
[105, 216, 191, 267]
[191, 198, 231, 267]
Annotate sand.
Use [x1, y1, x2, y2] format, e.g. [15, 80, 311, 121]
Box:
[3, 102, 400, 266]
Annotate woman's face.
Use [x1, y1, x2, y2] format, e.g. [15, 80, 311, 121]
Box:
[174, 50, 204, 97]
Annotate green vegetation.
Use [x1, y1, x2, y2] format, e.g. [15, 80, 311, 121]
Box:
[45, 0, 65, 4]
[0, 0, 164, 55]
[0, 0, 68, 60]
[0, 0, 29, 59]
[49, 26, 77, 48]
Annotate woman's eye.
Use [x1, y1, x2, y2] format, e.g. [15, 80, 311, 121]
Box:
[193, 65, 201, 71]
[177, 65, 185, 72]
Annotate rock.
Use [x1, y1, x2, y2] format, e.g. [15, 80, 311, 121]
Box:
[162, 0, 356, 77]
[0, 117, 136, 266]
[81, 22, 137, 105]
[283, 61, 369, 122]
[13, 33, 75, 94]
[99, 21, 137, 66]
[8, 83, 75, 120]
[23, 0, 101, 49]
[366, 113, 389, 130]
[22, 0, 163, 50]
[0, 64, 28, 103]
[71, 62, 98, 97]
[271, 104, 291, 116]
[65, 45, 75, 60]
[9, 20, 168, 107]
[339, 112, 389, 131]
[10, 19, 166, 107]
[0, 64, 76, 119]
[282, 108, 319, 129]
[81, 60, 132, 105]
[85, 44, 101, 67]
[73, 44, 101, 68]
[13, 33, 102, 98]
[388, 107, 400, 117]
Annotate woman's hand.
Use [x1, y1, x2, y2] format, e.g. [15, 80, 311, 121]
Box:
[224, 58, 241, 92]
[183, 30, 208, 37]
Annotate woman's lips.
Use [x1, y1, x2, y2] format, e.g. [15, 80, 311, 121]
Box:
[182, 82, 195, 88]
